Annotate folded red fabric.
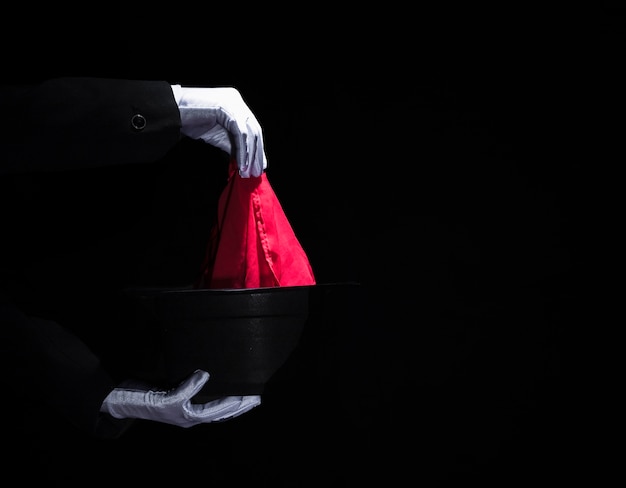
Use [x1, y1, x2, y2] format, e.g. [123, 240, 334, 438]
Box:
[195, 162, 316, 289]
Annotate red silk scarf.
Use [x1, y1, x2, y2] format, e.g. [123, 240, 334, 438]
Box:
[195, 162, 316, 289]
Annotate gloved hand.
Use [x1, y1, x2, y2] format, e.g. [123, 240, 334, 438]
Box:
[100, 369, 261, 428]
[171, 85, 268, 178]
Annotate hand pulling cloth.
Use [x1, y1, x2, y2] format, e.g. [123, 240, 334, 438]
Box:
[194, 161, 316, 289]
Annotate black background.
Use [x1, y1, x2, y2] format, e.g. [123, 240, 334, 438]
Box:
[1, 1, 612, 486]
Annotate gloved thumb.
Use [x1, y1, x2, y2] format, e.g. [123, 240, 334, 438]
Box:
[172, 369, 210, 402]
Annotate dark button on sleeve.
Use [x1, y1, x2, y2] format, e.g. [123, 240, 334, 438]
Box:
[131, 113, 147, 131]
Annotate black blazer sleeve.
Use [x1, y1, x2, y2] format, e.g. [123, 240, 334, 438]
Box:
[0, 77, 182, 173]
[0, 295, 134, 439]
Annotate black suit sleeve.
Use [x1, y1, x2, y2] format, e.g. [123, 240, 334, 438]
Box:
[0, 295, 134, 439]
[0, 77, 182, 173]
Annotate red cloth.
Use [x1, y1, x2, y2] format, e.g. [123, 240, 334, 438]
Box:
[195, 162, 316, 289]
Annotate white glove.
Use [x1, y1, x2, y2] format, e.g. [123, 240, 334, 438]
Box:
[171, 85, 268, 178]
[100, 369, 261, 428]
